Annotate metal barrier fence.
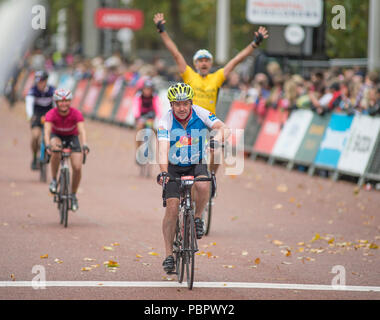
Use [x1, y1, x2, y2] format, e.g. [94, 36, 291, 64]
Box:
[14, 69, 380, 186]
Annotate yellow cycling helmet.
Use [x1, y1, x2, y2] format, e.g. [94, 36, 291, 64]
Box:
[167, 83, 194, 102]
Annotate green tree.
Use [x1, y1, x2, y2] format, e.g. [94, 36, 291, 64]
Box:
[325, 0, 369, 58]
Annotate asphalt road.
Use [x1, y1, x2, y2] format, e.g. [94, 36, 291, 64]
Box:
[0, 100, 379, 301]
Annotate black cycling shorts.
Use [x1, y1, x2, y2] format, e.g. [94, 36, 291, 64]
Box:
[165, 163, 209, 199]
[30, 113, 45, 129]
[50, 133, 82, 153]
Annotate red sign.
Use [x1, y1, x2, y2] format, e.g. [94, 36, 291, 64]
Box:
[225, 101, 253, 147]
[95, 9, 144, 30]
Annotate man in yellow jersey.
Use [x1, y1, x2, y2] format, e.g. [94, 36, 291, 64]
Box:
[153, 12, 268, 115]
[153, 12, 268, 175]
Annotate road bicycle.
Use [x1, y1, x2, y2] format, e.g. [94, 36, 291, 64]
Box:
[48, 142, 86, 228]
[161, 174, 213, 290]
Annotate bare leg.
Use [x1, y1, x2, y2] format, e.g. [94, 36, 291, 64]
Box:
[50, 137, 62, 180]
[31, 127, 41, 159]
[193, 178, 210, 220]
[70, 152, 83, 194]
[162, 198, 179, 257]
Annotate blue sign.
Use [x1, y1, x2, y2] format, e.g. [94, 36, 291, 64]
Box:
[313, 113, 354, 168]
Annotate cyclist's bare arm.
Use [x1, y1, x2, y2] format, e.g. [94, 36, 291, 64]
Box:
[44, 122, 52, 153]
[153, 13, 187, 74]
[223, 26, 268, 79]
[77, 122, 88, 151]
[158, 140, 170, 184]
[211, 121, 231, 144]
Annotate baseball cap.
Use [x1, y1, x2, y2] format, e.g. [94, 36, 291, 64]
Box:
[193, 49, 213, 62]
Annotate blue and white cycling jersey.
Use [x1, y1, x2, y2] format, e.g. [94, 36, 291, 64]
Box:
[157, 105, 221, 166]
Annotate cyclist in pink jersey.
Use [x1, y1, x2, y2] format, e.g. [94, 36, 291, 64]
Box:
[44, 89, 90, 211]
[133, 78, 161, 161]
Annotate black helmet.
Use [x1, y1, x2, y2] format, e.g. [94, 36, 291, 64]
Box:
[35, 70, 49, 83]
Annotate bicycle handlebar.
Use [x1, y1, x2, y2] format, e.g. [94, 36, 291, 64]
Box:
[45, 147, 87, 164]
[161, 175, 214, 208]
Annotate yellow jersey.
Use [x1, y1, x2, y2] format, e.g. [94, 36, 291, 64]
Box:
[181, 65, 225, 114]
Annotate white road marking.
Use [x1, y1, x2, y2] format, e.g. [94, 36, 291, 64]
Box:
[1, 281, 380, 292]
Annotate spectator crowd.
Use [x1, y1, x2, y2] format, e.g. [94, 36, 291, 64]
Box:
[15, 49, 380, 119]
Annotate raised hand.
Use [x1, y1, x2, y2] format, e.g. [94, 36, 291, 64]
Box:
[153, 13, 166, 32]
[253, 26, 269, 47]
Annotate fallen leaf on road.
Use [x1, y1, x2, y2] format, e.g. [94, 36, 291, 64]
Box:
[281, 261, 292, 265]
[111, 242, 120, 246]
[311, 233, 320, 242]
[288, 197, 296, 203]
[102, 246, 114, 251]
[40, 254, 48, 259]
[281, 249, 291, 257]
[369, 243, 378, 249]
[54, 258, 63, 264]
[255, 258, 261, 265]
[148, 252, 159, 256]
[136, 254, 143, 258]
[272, 240, 284, 246]
[81, 267, 92, 271]
[277, 184, 288, 193]
[10, 274, 15, 281]
[273, 204, 283, 210]
[241, 250, 248, 256]
[222, 265, 235, 269]
[105, 260, 120, 268]
[84, 257, 96, 262]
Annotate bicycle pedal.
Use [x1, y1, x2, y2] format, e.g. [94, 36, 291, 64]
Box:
[166, 271, 177, 275]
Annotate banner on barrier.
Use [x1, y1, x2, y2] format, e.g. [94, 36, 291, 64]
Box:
[271, 109, 314, 160]
[71, 79, 89, 110]
[314, 113, 354, 168]
[97, 83, 116, 120]
[337, 115, 380, 175]
[252, 108, 288, 155]
[225, 101, 253, 147]
[114, 86, 137, 125]
[82, 82, 103, 116]
[293, 113, 331, 165]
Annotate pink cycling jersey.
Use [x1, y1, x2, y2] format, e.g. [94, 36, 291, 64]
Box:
[45, 107, 84, 136]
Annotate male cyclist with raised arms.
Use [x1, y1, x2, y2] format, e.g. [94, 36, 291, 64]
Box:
[153, 12, 268, 173]
[156, 83, 230, 273]
[25, 71, 55, 170]
[44, 89, 90, 212]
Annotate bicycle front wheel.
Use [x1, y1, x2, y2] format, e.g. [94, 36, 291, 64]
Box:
[173, 218, 184, 283]
[184, 213, 195, 290]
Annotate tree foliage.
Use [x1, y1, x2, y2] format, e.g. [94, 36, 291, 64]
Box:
[325, 0, 369, 58]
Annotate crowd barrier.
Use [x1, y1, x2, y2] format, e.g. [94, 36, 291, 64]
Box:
[14, 69, 380, 186]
